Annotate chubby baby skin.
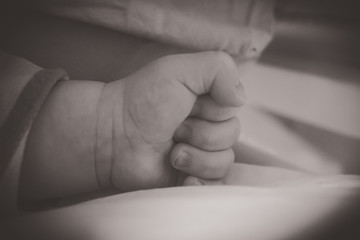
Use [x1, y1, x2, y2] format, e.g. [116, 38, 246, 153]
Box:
[20, 52, 246, 201]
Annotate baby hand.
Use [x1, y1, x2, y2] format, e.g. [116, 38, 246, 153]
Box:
[98, 52, 246, 191]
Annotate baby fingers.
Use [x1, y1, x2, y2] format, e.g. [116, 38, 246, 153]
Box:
[182, 176, 224, 186]
[173, 117, 240, 151]
[170, 143, 234, 179]
[190, 94, 240, 121]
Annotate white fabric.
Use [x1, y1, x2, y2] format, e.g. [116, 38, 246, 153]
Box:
[28, 0, 274, 60]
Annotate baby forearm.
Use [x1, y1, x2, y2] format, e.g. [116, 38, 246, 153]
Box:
[20, 80, 104, 201]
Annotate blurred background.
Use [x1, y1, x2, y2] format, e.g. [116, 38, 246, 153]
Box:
[236, 0, 360, 175]
[266, 0, 360, 71]
[235, 4, 360, 238]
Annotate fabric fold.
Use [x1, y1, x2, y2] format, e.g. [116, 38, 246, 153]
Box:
[25, 0, 274, 60]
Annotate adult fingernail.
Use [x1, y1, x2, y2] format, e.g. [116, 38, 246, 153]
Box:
[175, 150, 191, 168]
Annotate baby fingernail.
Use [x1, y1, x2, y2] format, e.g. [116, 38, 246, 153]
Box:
[176, 124, 192, 140]
[184, 177, 204, 186]
[191, 178, 204, 186]
[235, 80, 247, 104]
[175, 150, 191, 168]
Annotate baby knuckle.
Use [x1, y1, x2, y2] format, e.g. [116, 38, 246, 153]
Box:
[155, 55, 173, 66]
[227, 149, 235, 164]
[217, 107, 238, 121]
[200, 133, 219, 149]
[202, 163, 225, 179]
[145, 62, 168, 81]
[201, 165, 216, 178]
[232, 117, 241, 138]
[150, 55, 177, 75]
[213, 51, 235, 69]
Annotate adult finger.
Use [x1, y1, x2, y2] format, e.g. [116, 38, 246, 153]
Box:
[170, 143, 234, 179]
[173, 117, 241, 151]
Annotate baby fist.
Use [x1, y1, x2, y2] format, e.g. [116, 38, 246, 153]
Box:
[97, 52, 246, 191]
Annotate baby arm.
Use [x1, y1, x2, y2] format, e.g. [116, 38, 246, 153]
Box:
[20, 80, 105, 200]
[20, 51, 246, 201]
